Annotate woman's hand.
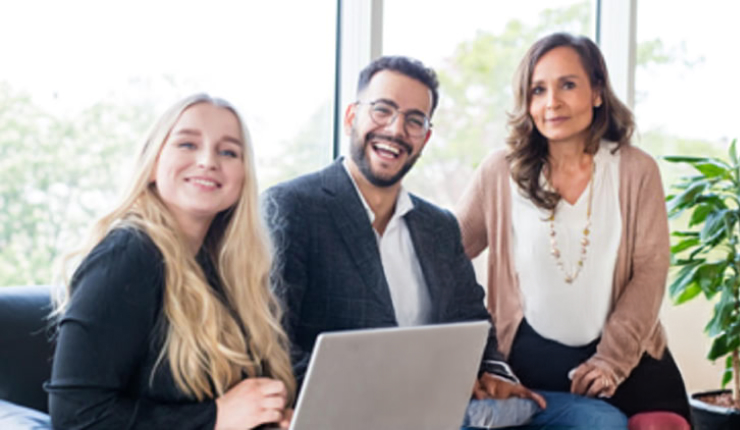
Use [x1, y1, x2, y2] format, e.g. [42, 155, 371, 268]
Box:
[569, 362, 617, 398]
[215, 377, 288, 429]
[277, 408, 294, 429]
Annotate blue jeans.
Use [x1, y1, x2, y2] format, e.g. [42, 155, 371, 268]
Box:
[462, 390, 627, 429]
[0, 399, 52, 429]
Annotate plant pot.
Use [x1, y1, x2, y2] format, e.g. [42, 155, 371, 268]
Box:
[690, 390, 740, 430]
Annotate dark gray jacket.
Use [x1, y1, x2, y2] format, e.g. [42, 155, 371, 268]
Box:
[263, 159, 510, 387]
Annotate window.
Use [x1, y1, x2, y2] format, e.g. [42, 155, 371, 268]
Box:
[382, 0, 595, 207]
[0, 0, 337, 285]
[636, 1, 739, 162]
[635, 0, 740, 393]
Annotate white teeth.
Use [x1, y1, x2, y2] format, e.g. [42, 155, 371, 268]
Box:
[374, 142, 400, 155]
[191, 178, 217, 187]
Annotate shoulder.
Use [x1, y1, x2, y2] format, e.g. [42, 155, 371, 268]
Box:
[409, 194, 458, 228]
[614, 144, 666, 208]
[70, 227, 165, 304]
[478, 148, 511, 175]
[469, 148, 512, 195]
[266, 169, 324, 198]
[262, 167, 329, 216]
[79, 227, 162, 272]
[461, 148, 512, 209]
[617, 144, 660, 175]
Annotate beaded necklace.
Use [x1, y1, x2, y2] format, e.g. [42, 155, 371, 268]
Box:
[548, 162, 595, 284]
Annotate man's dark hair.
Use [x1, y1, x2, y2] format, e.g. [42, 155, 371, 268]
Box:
[357, 56, 439, 116]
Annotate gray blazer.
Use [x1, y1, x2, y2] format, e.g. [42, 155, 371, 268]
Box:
[264, 159, 508, 385]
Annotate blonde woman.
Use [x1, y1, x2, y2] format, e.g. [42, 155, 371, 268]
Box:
[47, 94, 295, 429]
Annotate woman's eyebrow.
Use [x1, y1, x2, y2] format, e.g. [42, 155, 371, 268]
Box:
[221, 135, 243, 146]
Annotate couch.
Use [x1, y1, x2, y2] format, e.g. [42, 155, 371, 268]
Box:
[0, 285, 53, 428]
[0, 285, 691, 430]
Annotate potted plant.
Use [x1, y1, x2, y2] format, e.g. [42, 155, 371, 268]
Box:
[665, 138, 740, 429]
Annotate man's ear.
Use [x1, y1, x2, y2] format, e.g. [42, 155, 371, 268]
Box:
[343, 103, 357, 136]
[417, 128, 432, 154]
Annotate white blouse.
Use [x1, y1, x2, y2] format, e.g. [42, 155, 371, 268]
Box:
[510, 143, 622, 346]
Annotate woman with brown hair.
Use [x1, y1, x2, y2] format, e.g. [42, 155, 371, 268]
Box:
[456, 33, 690, 426]
[47, 94, 295, 429]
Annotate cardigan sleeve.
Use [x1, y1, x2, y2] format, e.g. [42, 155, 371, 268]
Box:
[588, 149, 670, 384]
[456, 153, 499, 259]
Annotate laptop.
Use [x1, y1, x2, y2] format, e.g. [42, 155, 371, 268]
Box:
[289, 320, 490, 430]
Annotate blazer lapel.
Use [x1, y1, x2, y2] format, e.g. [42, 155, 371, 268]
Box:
[405, 201, 448, 323]
[321, 160, 396, 317]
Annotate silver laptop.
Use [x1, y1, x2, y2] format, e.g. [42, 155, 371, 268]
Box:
[289, 321, 490, 430]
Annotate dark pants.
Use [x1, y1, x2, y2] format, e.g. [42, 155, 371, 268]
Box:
[508, 318, 691, 422]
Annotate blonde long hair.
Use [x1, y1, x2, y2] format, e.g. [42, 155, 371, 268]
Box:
[56, 94, 295, 402]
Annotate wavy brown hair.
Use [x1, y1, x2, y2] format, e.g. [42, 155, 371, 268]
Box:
[56, 94, 296, 403]
[506, 32, 635, 210]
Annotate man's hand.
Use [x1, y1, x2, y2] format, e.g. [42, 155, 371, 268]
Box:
[570, 362, 617, 398]
[472, 372, 547, 409]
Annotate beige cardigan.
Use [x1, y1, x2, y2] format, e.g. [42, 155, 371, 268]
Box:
[455, 144, 669, 385]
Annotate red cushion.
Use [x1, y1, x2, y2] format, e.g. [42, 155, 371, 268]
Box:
[628, 411, 690, 430]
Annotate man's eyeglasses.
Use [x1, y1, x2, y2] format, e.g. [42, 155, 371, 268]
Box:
[356, 100, 431, 138]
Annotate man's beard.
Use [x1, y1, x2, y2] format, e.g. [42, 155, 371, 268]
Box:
[349, 129, 420, 188]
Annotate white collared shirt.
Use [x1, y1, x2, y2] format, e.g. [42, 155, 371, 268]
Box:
[343, 161, 432, 326]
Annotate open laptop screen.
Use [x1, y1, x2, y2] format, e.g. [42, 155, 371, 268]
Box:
[290, 321, 490, 430]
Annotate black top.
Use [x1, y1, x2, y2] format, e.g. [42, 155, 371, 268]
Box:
[47, 228, 218, 429]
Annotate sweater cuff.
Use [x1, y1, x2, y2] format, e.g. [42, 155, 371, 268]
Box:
[480, 360, 520, 384]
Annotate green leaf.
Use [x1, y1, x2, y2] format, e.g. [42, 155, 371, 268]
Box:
[673, 258, 706, 268]
[671, 257, 703, 267]
[689, 204, 716, 227]
[728, 318, 740, 338]
[696, 262, 728, 296]
[672, 231, 700, 238]
[696, 194, 729, 209]
[667, 181, 709, 214]
[722, 366, 733, 388]
[700, 209, 729, 243]
[689, 245, 709, 261]
[673, 283, 702, 304]
[663, 155, 713, 164]
[668, 261, 702, 300]
[707, 287, 736, 336]
[694, 160, 731, 178]
[707, 332, 739, 360]
[722, 355, 736, 388]
[670, 237, 700, 254]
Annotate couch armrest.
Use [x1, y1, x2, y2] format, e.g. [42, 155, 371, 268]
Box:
[0, 286, 55, 413]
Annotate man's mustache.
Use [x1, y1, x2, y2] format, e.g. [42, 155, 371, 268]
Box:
[366, 132, 413, 155]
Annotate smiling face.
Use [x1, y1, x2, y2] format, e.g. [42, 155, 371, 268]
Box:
[152, 102, 245, 234]
[528, 46, 602, 148]
[345, 70, 433, 188]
